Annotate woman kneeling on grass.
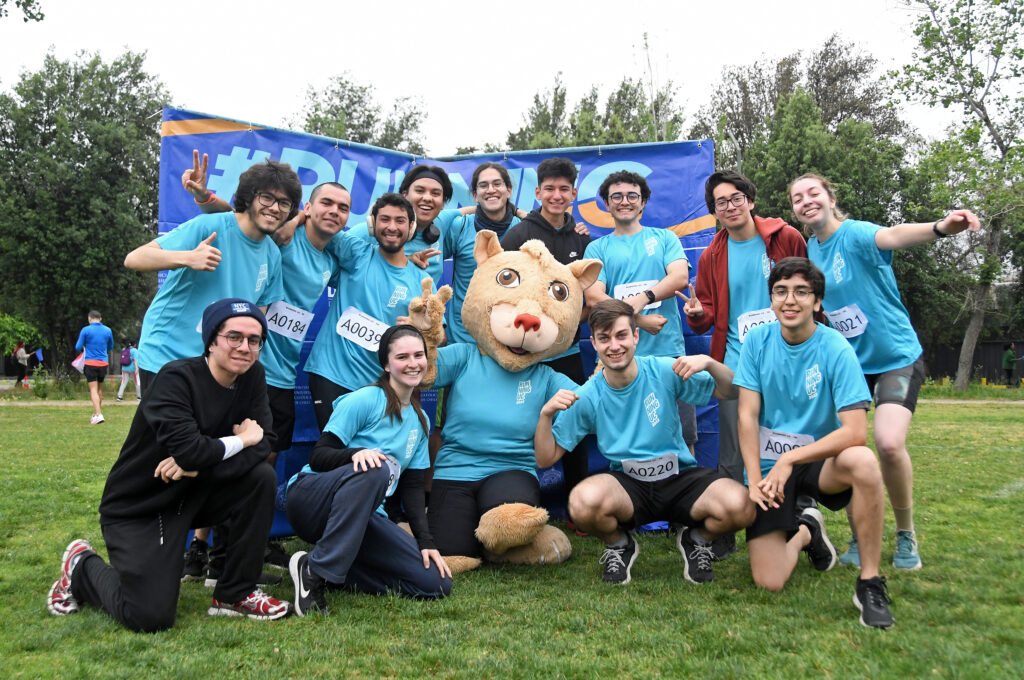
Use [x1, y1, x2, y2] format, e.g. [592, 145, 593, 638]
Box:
[789, 173, 980, 571]
[286, 325, 452, 616]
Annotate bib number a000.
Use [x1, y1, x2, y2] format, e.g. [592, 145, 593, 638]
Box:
[621, 452, 679, 481]
[613, 280, 661, 310]
[336, 307, 388, 351]
[826, 303, 868, 339]
[758, 427, 814, 461]
[266, 301, 314, 342]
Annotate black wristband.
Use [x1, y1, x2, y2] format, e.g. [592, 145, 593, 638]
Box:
[933, 220, 948, 238]
[643, 289, 656, 304]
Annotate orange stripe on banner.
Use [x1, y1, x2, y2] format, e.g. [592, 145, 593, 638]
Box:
[160, 119, 263, 137]
[668, 214, 716, 237]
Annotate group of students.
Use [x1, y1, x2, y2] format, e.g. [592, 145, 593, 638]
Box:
[46, 148, 977, 632]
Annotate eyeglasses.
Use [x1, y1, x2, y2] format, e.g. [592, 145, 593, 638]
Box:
[714, 194, 747, 211]
[609, 192, 642, 204]
[218, 332, 265, 351]
[255, 191, 293, 212]
[770, 287, 815, 301]
[476, 179, 506, 191]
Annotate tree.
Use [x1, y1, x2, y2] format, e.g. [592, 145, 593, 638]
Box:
[295, 73, 426, 155]
[0, 0, 43, 21]
[891, 0, 1024, 389]
[0, 312, 46, 355]
[0, 50, 168, 370]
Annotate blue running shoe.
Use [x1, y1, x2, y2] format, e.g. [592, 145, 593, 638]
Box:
[839, 536, 861, 568]
[893, 530, 922, 570]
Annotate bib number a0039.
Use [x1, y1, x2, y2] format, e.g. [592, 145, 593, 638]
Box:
[337, 307, 388, 351]
[266, 301, 313, 342]
[613, 280, 661, 310]
[621, 452, 679, 481]
[826, 303, 868, 339]
[737, 307, 776, 344]
[758, 427, 814, 461]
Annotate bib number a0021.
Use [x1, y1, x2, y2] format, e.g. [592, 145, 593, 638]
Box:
[758, 427, 814, 461]
[266, 301, 314, 342]
[336, 307, 388, 351]
[826, 303, 868, 339]
[737, 307, 776, 344]
[613, 280, 661, 310]
[621, 451, 679, 481]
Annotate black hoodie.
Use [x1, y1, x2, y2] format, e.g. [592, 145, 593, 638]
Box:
[499, 209, 591, 265]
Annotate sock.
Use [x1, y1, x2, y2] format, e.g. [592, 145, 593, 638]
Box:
[607, 533, 629, 549]
[893, 506, 914, 533]
[691, 529, 712, 546]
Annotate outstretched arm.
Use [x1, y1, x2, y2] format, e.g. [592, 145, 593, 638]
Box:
[124, 233, 222, 272]
[874, 209, 981, 250]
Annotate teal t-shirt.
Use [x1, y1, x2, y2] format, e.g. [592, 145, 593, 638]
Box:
[260, 227, 335, 389]
[346, 208, 461, 287]
[305, 231, 434, 391]
[584, 227, 687, 358]
[129, 346, 139, 372]
[552, 355, 714, 470]
[734, 322, 871, 475]
[138, 212, 284, 373]
[432, 343, 578, 481]
[724, 235, 774, 370]
[807, 219, 922, 374]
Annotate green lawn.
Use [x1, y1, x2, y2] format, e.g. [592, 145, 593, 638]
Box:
[1, 403, 1022, 679]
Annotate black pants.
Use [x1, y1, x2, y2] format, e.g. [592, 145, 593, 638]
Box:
[542, 353, 589, 497]
[71, 464, 276, 633]
[307, 373, 351, 432]
[139, 368, 157, 396]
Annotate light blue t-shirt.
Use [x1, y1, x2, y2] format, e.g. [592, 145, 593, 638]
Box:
[76, 323, 114, 363]
[260, 227, 335, 389]
[724, 235, 775, 370]
[734, 322, 871, 475]
[137, 212, 284, 373]
[346, 208, 461, 287]
[305, 231, 434, 391]
[552, 355, 714, 470]
[432, 343, 578, 482]
[128, 346, 139, 372]
[807, 219, 922, 374]
[584, 227, 687, 358]
[289, 386, 428, 512]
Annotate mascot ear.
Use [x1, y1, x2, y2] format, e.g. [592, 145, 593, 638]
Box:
[568, 258, 603, 291]
[474, 230, 504, 266]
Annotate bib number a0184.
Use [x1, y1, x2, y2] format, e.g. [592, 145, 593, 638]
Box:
[758, 427, 814, 461]
[337, 307, 388, 351]
[826, 303, 868, 339]
[613, 280, 661, 310]
[266, 301, 314, 342]
[621, 452, 679, 481]
[737, 307, 776, 344]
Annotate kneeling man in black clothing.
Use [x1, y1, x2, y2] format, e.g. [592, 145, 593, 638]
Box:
[46, 298, 290, 631]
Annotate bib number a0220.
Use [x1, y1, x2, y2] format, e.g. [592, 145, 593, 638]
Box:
[621, 451, 679, 481]
[337, 307, 388, 351]
[266, 301, 313, 342]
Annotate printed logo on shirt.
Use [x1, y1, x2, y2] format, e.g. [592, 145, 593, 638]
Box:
[569, 251, 578, 258]
[231, 302, 250, 313]
[322, 270, 331, 288]
[761, 253, 771, 278]
[644, 392, 661, 426]
[645, 237, 658, 257]
[805, 364, 822, 399]
[405, 429, 419, 459]
[832, 253, 846, 283]
[387, 286, 408, 308]
[255, 263, 268, 293]
[516, 380, 532, 404]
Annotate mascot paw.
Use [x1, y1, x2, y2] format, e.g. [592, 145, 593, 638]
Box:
[444, 555, 483, 575]
[485, 525, 572, 565]
[475, 503, 549, 554]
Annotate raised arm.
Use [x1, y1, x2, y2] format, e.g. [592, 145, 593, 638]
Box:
[672, 354, 736, 400]
[534, 389, 578, 468]
[874, 209, 981, 251]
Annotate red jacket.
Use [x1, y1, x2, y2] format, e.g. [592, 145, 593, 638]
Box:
[687, 216, 807, 362]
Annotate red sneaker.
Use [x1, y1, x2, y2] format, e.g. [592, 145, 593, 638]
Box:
[47, 539, 93, 616]
[208, 588, 290, 620]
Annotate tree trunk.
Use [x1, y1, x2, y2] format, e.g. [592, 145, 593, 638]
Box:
[954, 283, 989, 390]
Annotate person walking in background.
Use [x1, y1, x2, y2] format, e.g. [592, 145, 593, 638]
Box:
[13, 340, 31, 387]
[75, 311, 114, 424]
[1003, 343, 1017, 387]
[117, 340, 141, 401]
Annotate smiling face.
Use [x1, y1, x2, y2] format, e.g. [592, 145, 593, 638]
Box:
[789, 177, 834, 232]
[247, 188, 293, 236]
[404, 177, 445, 227]
[712, 182, 755, 235]
[374, 204, 415, 254]
[385, 333, 427, 391]
[591, 315, 639, 373]
[604, 181, 646, 226]
[207, 316, 263, 379]
[472, 167, 512, 219]
[305, 184, 351, 241]
[770, 273, 821, 341]
[535, 176, 577, 227]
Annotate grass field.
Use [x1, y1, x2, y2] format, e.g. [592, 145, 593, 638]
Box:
[2, 403, 1022, 679]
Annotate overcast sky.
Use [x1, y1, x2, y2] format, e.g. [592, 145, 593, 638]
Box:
[0, 0, 956, 156]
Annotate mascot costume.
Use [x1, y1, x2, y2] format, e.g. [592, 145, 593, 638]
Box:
[408, 231, 601, 573]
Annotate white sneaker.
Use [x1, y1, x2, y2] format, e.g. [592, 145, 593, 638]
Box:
[90, 414, 105, 425]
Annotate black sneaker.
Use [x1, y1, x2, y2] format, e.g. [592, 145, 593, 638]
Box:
[599, 533, 639, 585]
[710, 532, 737, 562]
[289, 551, 328, 616]
[854, 576, 895, 629]
[676, 528, 715, 583]
[798, 507, 837, 571]
[181, 538, 209, 583]
[264, 541, 291, 572]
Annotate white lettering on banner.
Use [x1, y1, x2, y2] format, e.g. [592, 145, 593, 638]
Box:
[826, 303, 869, 339]
[621, 452, 679, 481]
[613, 280, 661, 310]
[758, 427, 814, 461]
[266, 301, 314, 342]
[737, 308, 777, 343]
[336, 307, 388, 351]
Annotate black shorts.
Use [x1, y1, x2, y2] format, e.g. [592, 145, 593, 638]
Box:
[267, 386, 296, 452]
[865, 356, 925, 412]
[745, 461, 852, 541]
[84, 365, 107, 383]
[607, 466, 725, 530]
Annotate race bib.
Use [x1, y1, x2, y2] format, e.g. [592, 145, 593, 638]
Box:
[758, 427, 814, 461]
[737, 307, 776, 344]
[265, 301, 314, 342]
[382, 453, 401, 496]
[336, 307, 388, 351]
[621, 452, 679, 482]
[826, 303, 869, 339]
[613, 280, 661, 310]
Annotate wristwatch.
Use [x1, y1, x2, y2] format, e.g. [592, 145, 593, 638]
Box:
[643, 289, 656, 304]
